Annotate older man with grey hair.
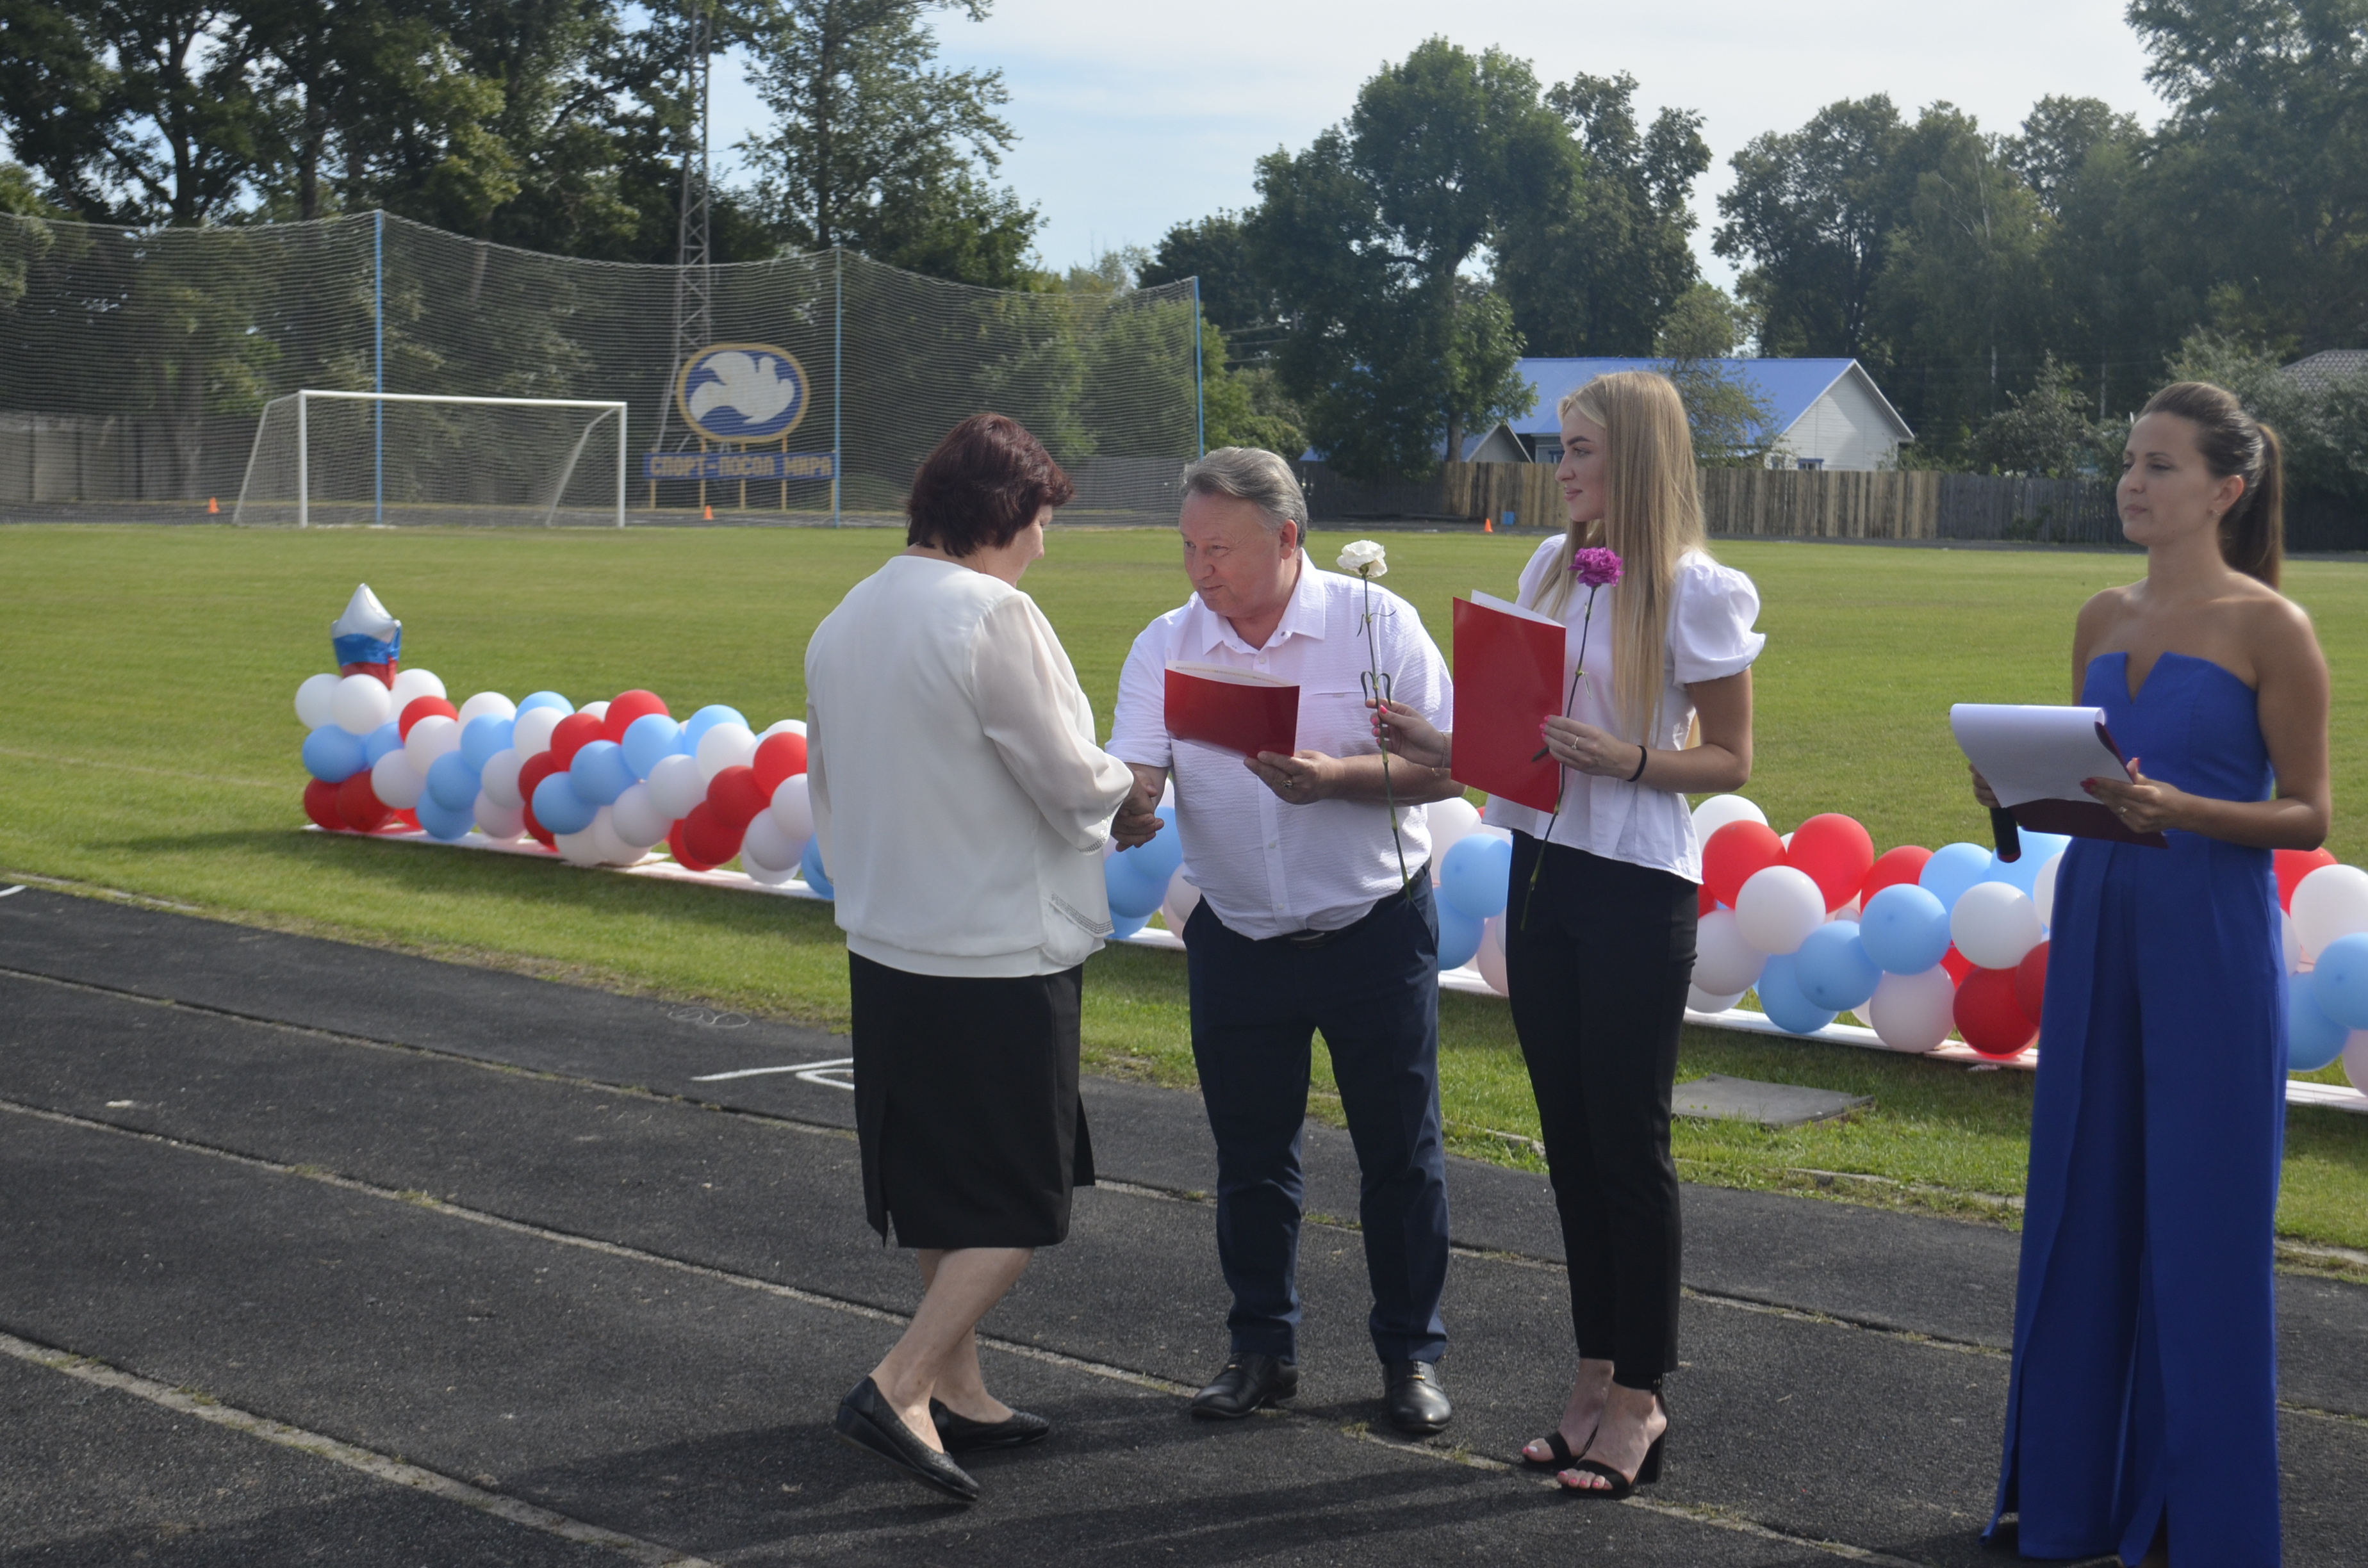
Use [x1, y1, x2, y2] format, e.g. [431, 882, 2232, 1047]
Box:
[1107, 446, 1463, 1435]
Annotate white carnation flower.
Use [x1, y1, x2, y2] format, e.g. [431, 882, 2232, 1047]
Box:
[1336, 539, 1387, 578]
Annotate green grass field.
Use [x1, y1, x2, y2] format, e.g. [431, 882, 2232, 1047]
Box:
[4, 523, 2365, 1250]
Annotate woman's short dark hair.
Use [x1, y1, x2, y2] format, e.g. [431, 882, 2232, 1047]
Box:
[906, 413, 1074, 554]
[2140, 380, 2285, 587]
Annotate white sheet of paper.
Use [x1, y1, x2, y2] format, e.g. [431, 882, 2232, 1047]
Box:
[1470, 589, 1562, 627]
[1950, 703, 2131, 808]
[1167, 660, 1292, 688]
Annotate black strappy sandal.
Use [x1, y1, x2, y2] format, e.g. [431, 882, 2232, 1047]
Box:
[1519, 1427, 1584, 1469]
[1558, 1392, 1668, 1499]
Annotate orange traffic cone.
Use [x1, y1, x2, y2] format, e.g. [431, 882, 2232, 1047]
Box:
[703, 503, 714, 519]
[1483, 516, 1493, 533]
[207, 496, 218, 514]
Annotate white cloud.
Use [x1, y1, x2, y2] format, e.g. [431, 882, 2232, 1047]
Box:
[712, 0, 2168, 284]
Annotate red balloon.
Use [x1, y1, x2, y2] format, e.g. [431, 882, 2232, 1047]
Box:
[707, 764, 768, 831]
[516, 752, 561, 842]
[337, 771, 393, 832]
[1955, 965, 2038, 1058]
[398, 695, 459, 739]
[1861, 845, 1934, 905]
[2275, 847, 2339, 912]
[1698, 881, 1719, 916]
[2015, 940, 2049, 1023]
[1941, 943, 1973, 984]
[678, 806, 744, 869]
[668, 818, 718, 873]
[752, 731, 809, 792]
[391, 808, 420, 829]
[1703, 821, 1786, 908]
[548, 711, 604, 768]
[302, 778, 345, 831]
[1788, 813, 1875, 911]
[602, 689, 670, 746]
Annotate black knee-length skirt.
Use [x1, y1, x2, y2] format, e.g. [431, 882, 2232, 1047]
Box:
[848, 951, 1096, 1249]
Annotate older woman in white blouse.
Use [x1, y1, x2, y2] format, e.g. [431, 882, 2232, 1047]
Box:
[807, 413, 1137, 1503]
[1379, 371, 1763, 1501]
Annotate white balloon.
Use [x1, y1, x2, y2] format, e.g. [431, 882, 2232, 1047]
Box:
[1476, 914, 1509, 995]
[457, 690, 517, 728]
[588, 806, 638, 865]
[1866, 966, 1958, 1052]
[695, 721, 757, 782]
[2033, 852, 2063, 929]
[579, 699, 611, 724]
[513, 705, 564, 757]
[742, 810, 803, 872]
[389, 668, 446, 710]
[646, 753, 707, 819]
[473, 792, 525, 841]
[295, 673, 340, 729]
[746, 859, 802, 886]
[611, 782, 671, 848]
[759, 718, 807, 740]
[1734, 865, 1826, 956]
[1693, 794, 1768, 842]
[1688, 984, 1746, 1013]
[1950, 881, 2044, 970]
[479, 748, 524, 810]
[768, 774, 814, 840]
[1427, 796, 1484, 881]
[1161, 867, 1202, 942]
[2347, 1029, 2368, 1097]
[2283, 908, 2303, 975]
[2293, 864, 2368, 960]
[403, 714, 461, 771]
[369, 749, 424, 810]
[1693, 908, 1770, 994]
[331, 673, 392, 735]
[554, 828, 605, 866]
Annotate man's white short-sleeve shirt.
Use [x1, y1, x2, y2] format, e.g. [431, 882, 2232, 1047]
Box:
[1108, 557, 1454, 940]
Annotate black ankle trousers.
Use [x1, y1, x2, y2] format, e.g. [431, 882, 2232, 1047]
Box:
[1504, 832, 1697, 1390]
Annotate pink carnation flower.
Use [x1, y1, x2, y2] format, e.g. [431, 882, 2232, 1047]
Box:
[1570, 547, 1624, 589]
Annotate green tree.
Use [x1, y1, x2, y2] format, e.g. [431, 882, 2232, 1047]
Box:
[1246, 38, 1549, 480]
[0, 0, 116, 215]
[1652, 282, 1776, 464]
[1496, 70, 1709, 355]
[1137, 211, 1287, 363]
[1969, 353, 2100, 475]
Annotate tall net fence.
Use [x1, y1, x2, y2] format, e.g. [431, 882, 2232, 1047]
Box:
[0, 211, 1202, 527]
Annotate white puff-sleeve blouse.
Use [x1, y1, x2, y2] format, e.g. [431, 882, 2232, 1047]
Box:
[1481, 541, 1765, 884]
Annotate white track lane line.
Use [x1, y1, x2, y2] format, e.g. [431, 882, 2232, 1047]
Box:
[690, 1056, 853, 1086]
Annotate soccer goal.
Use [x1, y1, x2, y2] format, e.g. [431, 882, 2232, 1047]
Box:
[234, 390, 629, 528]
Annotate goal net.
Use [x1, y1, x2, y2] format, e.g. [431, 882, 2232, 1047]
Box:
[233, 391, 627, 528]
[0, 212, 1203, 527]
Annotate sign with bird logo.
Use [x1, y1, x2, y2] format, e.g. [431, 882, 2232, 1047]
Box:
[676, 343, 810, 444]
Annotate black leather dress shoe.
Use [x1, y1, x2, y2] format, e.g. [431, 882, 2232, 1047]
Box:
[1188, 1353, 1299, 1419]
[1382, 1360, 1452, 1435]
[833, 1378, 980, 1501]
[929, 1398, 1051, 1453]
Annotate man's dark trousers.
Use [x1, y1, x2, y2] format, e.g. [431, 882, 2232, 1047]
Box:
[1183, 875, 1450, 1366]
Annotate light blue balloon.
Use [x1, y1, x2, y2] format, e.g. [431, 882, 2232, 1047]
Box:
[1436, 899, 1484, 970]
[425, 749, 481, 812]
[799, 834, 834, 897]
[362, 722, 403, 765]
[1919, 842, 1993, 911]
[1110, 909, 1150, 940]
[1982, 832, 2067, 895]
[302, 724, 368, 782]
[568, 739, 635, 806]
[681, 705, 748, 748]
[1860, 883, 1952, 975]
[1795, 920, 1882, 1011]
[621, 712, 683, 778]
[516, 691, 573, 717]
[2311, 932, 2368, 1029]
[1105, 850, 1167, 919]
[459, 714, 514, 771]
[531, 771, 597, 835]
[2287, 972, 2353, 1072]
[1757, 952, 1839, 1036]
[1113, 804, 1184, 886]
[1440, 833, 1513, 921]
[413, 792, 475, 842]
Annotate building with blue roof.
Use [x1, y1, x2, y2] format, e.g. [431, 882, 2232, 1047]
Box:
[1461, 357, 1914, 471]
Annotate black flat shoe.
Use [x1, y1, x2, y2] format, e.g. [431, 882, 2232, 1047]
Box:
[834, 1378, 980, 1501]
[1382, 1360, 1452, 1436]
[1558, 1394, 1668, 1500]
[1188, 1353, 1298, 1419]
[930, 1398, 1051, 1453]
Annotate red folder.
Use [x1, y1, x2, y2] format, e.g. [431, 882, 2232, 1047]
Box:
[1164, 663, 1300, 758]
[1451, 593, 1565, 812]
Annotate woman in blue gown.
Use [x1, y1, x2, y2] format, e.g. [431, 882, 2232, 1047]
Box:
[1978, 382, 2331, 1567]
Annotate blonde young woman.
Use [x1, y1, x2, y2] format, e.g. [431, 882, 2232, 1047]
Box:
[1378, 371, 1762, 1496]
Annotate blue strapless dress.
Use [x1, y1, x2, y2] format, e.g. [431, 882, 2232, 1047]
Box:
[1988, 651, 2286, 1565]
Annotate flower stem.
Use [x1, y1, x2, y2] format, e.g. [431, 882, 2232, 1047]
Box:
[1363, 573, 1413, 899]
[1521, 585, 1600, 930]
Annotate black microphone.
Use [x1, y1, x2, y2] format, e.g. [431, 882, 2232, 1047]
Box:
[1989, 806, 2022, 863]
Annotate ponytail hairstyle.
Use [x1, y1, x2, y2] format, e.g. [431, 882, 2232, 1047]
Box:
[1529, 370, 1708, 740]
[2138, 380, 2285, 587]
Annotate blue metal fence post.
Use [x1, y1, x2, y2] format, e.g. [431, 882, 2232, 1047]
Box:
[831, 247, 843, 528]
[1192, 277, 1205, 458]
[374, 211, 384, 525]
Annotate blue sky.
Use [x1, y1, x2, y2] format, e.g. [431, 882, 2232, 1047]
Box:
[709, 0, 2167, 287]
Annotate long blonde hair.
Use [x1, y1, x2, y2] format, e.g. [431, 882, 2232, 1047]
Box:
[1527, 371, 1709, 741]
